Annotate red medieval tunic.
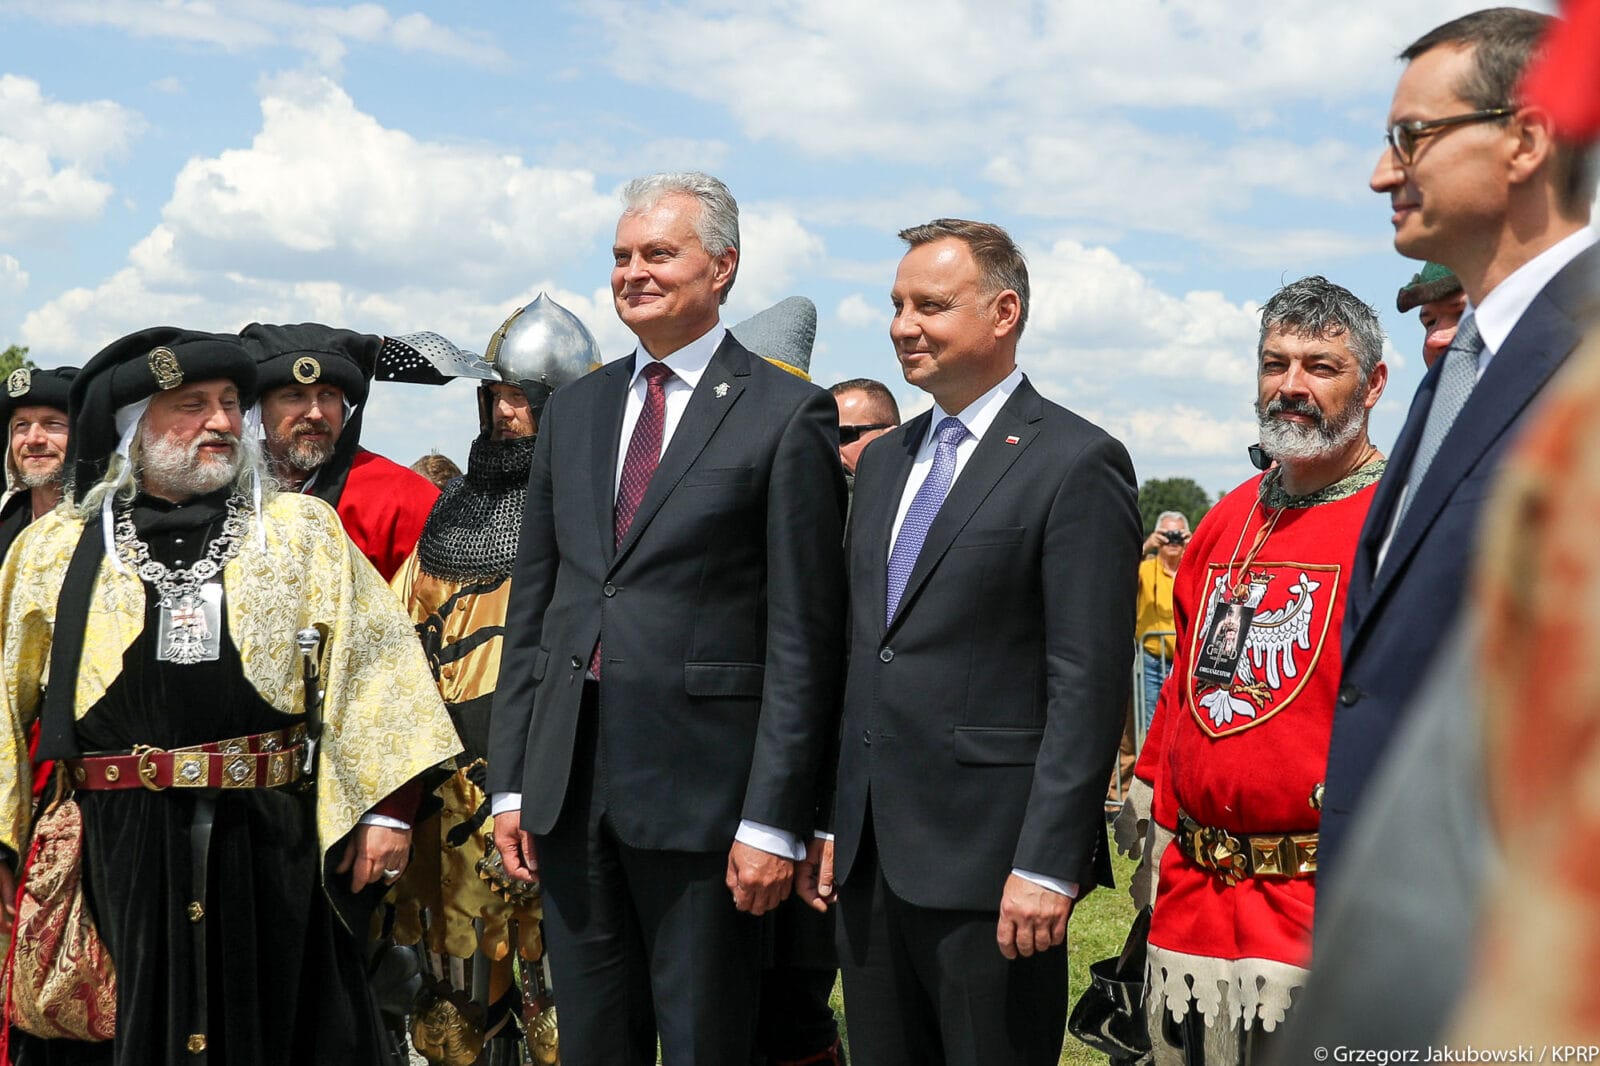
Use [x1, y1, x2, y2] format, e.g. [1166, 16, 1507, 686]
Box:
[321, 448, 439, 581]
[1134, 461, 1381, 1036]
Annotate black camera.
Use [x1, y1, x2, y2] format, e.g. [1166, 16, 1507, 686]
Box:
[1161, 530, 1188, 546]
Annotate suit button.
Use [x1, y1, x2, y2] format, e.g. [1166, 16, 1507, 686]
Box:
[862, 730, 872, 745]
[879, 648, 894, 663]
[1338, 683, 1362, 707]
[603, 583, 617, 597]
[570, 656, 583, 670]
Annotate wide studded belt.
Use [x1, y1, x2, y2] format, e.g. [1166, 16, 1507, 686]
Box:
[65, 724, 308, 792]
[1175, 809, 1317, 885]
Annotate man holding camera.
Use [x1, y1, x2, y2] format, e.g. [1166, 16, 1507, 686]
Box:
[1136, 513, 1189, 733]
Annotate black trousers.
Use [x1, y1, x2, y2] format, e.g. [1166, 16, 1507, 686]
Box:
[536, 683, 762, 1065]
[835, 819, 1069, 1066]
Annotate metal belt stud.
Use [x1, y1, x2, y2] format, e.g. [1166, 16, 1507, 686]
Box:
[186, 1034, 206, 1054]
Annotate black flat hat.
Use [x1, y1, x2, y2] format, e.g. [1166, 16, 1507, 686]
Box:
[239, 322, 378, 406]
[0, 365, 78, 429]
[67, 326, 256, 500]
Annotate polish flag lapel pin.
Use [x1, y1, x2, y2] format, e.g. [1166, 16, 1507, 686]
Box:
[1004, 435, 1021, 445]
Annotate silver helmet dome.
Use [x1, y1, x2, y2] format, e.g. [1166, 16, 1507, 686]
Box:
[484, 292, 603, 416]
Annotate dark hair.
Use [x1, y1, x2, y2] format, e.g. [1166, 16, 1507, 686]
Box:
[1258, 276, 1386, 383]
[1403, 8, 1594, 212]
[410, 451, 461, 489]
[830, 378, 901, 425]
[897, 219, 1030, 337]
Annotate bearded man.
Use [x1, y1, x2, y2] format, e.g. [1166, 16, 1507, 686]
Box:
[240, 323, 439, 580]
[1120, 277, 1388, 1065]
[0, 327, 460, 1066]
[389, 295, 598, 1066]
[0, 365, 77, 561]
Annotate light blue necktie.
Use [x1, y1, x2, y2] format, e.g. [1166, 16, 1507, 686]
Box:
[1395, 314, 1483, 528]
[886, 416, 969, 624]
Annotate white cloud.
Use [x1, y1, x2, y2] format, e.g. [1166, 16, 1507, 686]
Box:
[0, 76, 144, 238]
[0, 254, 28, 296]
[8, 0, 504, 69]
[836, 293, 885, 330]
[724, 206, 828, 316]
[159, 72, 615, 290]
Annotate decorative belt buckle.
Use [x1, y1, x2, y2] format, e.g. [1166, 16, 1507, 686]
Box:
[134, 744, 168, 791]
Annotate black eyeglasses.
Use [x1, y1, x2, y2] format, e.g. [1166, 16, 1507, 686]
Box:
[839, 423, 893, 445]
[1385, 108, 1514, 165]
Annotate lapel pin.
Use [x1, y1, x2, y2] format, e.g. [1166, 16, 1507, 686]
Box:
[1005, 435, 1020, 445]
[714, 381, 730, 398]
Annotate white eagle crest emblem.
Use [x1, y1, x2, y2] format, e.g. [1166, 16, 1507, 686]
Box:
[1186, 562, 1340, 737]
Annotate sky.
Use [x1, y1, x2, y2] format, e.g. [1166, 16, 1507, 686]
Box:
[0, 0, 1578, 500]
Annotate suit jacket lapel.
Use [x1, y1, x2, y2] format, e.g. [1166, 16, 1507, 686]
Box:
[1367, 277, 1584, 613]
[888, 381, 1042, 633]
[611, 336, 750, 569]
[591, 356, 632, 565]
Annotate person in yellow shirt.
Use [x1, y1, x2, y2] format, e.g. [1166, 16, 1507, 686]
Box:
[1136, 511, 1189, 732]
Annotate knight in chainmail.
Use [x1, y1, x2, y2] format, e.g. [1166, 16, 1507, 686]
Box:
[388, 295, 600, 1066]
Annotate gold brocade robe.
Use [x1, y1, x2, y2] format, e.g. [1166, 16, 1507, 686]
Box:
[387, 551, 543, 964]
[0, 492, 463, 869]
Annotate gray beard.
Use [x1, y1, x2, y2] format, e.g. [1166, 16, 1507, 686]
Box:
[278, 434, 334, 474]
[1255, 392, 1366, 464]
[140, 432, 241, 497]
[17, 459, 63, 490]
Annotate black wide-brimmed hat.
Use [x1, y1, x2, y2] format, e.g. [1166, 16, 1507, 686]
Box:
[238, 322, 381, 508]
[66, 327, 256, 501]
[0, 365, 79, 429]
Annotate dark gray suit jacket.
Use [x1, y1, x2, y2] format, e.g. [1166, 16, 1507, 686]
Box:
[487, 335, 847, 851]
[829, 377, 1139, 911]
[1321, 243, 1598, 875]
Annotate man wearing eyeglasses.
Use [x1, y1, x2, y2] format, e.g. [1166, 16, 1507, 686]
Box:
[1319, 6, 1598, 882]
[831, 378, 901, 483]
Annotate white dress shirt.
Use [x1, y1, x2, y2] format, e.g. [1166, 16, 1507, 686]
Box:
[492, 323, 806, 861]
[1377, 226, 1599, 570]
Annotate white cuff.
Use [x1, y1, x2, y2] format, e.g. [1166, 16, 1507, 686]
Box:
[1014, 868, 1079, 899]
[813, 830, 835, 842]
[736, 820, 806, 861]
[359, 813, 411, 831]
[491, 791, 522, 817]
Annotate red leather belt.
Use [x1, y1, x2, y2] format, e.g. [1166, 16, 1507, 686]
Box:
[65, 724, 308, 792]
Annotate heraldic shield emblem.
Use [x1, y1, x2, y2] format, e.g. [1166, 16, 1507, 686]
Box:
[1186, 562, 1340, 738]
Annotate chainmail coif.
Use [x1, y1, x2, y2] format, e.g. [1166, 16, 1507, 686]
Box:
[416, 434, 535, 582]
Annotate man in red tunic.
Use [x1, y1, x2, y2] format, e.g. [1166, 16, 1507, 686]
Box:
[1122, 276, 1389, 1065]
[239, 323, 438, 580]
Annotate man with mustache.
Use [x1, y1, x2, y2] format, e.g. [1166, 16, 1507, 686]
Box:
[0, 326, 460, 1065]
[0, 365, 77, 561]
[241, 323, 439, 580]
[1119, 277, 1386, 1065]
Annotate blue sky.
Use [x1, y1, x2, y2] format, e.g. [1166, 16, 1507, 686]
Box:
[0, 0, 1572, 498]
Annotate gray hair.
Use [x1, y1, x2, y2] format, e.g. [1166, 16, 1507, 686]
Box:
[620, 171, 741, 305]
[1155, 510, 1189, 530]
[1258, 276, 1386, 382]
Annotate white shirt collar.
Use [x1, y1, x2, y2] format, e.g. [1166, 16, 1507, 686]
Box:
[925, 366, 1024, 445]
[1470, 226, 1597, 358]
[631, 323, 725, 390]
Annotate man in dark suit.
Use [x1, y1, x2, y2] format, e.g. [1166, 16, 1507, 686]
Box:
[799, 219, 1139, 1065]
[486, 172, 847, 1065]
[1319, 6, 1597, 878]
